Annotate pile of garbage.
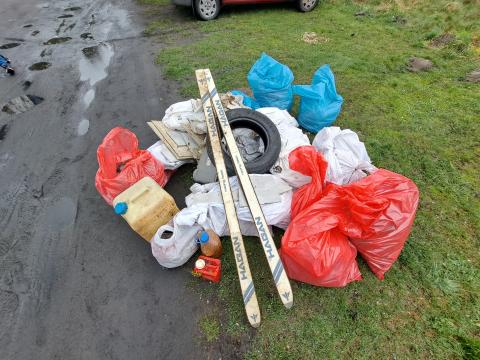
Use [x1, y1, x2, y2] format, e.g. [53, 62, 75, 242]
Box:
[95, 52, 419, 289]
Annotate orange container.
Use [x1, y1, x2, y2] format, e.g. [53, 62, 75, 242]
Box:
[196, 229, 222, 259]
[193, 256, 221, 283]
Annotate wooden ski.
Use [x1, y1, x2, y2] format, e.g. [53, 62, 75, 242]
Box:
[200, 69, 293, 309]
[195, 70, 261, 328]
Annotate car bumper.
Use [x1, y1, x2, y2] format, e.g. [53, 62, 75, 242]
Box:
[171, 0, 191, 6]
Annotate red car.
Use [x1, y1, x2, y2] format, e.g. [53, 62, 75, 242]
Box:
[172, 0, 318, 20]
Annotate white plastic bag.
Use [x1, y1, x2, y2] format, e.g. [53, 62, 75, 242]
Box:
[256, 108, 311, 188]
[147, 140, 192, 170]
[162, 95, 246, 136]
[162, 99, 206, 135]
[312, 126, 376, 185]
[186, 174, 293, 235]
[151, 206, 201, 268]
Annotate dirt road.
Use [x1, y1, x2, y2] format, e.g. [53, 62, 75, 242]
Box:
[0, 1, 205, 358]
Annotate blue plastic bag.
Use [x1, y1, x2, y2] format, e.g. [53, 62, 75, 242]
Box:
[230, 90, 260, 109]
[294, 65, 343, 133]
[247, 53, 294, 110]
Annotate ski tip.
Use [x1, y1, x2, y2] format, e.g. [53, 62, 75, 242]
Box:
[249, 317, 261, 328]
[283, 300, 294, 309]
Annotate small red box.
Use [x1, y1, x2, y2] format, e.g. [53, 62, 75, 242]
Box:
[193, 256, 221, 283]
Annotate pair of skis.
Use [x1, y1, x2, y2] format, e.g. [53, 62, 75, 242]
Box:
[195, 69, 293, 328]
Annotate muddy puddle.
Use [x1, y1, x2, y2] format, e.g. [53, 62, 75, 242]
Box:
[23, 81, 32, 90]
[82, 46, 99, 58]
[81, 32, 94, 40]
[0, 43, 20, 49]
[0, 124, 8, 140]
[31, 30, 40, 36]
[40, 48, 52, 57]
[44, 37, 71, 45]
[29, 62, 51, 71]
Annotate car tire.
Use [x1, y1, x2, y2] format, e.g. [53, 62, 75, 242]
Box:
[297, 0, 318, 12]
[194, 0, 220, 20]
[206, 108, 282, 176]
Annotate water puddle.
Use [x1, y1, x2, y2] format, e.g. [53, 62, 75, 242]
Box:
[31, 30, 40, 36]
[23, 24, 33, 28]
[0, 153, 13, 170]
[29, 62, 51, 71]
[79, 43, 114, 87]
[83, 89, 95, 107]
[23, 80, 32, 90]
[58, 14, 74, 19]
[94, 5, 131, 40]
[65, 6, 82, 11]
[44, 197, 77, 229]
[77, 118, 90, 136]
[43, 37, 71, 45]
[0, 43, 20, 49]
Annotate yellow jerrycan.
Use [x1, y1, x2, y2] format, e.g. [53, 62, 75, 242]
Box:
[113, 176, 179, 242]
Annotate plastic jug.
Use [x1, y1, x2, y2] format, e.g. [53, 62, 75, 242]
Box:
[113, 176, 179, 242]
[196, 229, 222, 259]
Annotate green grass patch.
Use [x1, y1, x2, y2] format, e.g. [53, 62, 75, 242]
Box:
[198, 314, 221, 342]
[142, 0, 480, 358]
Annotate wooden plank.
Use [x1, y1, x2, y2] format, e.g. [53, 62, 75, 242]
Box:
[147, 121, 195, 160]
[201, 69, 293, 309]
[196, 70, 261, 328]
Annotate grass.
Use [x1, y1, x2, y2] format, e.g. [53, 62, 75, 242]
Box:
[198, 314, 221, 342]
[140, 0, 480, 358]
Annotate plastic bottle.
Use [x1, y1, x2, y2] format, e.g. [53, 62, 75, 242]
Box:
[196, 229, 222, 259]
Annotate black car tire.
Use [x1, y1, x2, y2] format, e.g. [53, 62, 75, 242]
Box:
[194, 0, 221, 20]
[206, 108, 282, 176]
[297, 0, 318, 12]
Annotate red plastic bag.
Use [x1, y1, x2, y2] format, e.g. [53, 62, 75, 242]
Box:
[281, 146, 419, 286]
[281, 146, 362, 287]
[281, 209, 363, 287]
[289, 146, 328, 219]
[95, 127, 168, 205]
[334, 169, 419, 279]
